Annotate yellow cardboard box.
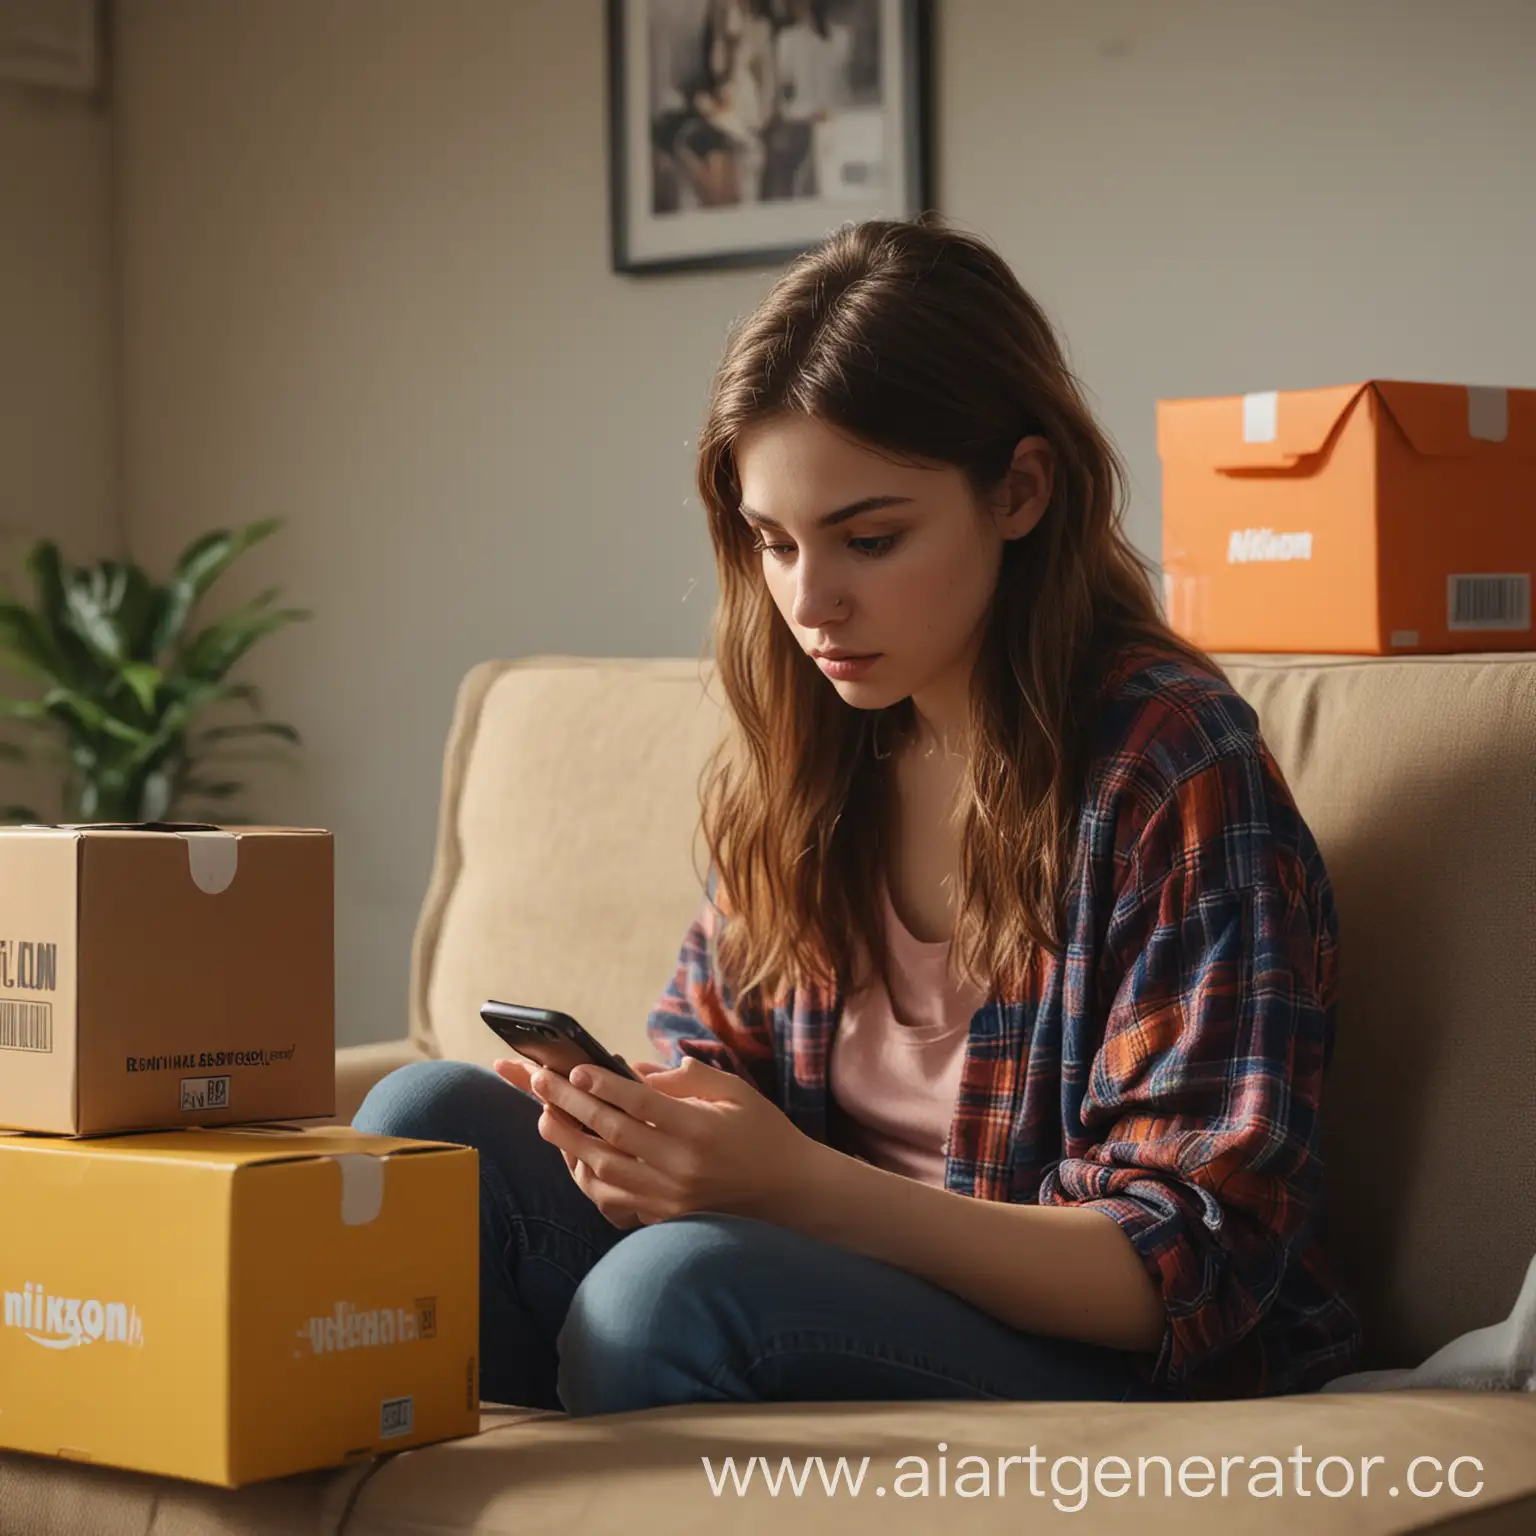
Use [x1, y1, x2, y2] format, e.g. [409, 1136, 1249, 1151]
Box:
[0, 1125, 479, 1486]
[0, 822, 334, 1134]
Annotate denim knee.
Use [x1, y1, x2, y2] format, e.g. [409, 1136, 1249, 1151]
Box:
[353, 1057, 513, 1143]
[555, 1214, 761, 1416]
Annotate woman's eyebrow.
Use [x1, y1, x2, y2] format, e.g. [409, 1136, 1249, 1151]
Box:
[738, 495, 914, 530]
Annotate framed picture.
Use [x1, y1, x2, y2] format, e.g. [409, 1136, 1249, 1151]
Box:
[607, 0, 933, 275]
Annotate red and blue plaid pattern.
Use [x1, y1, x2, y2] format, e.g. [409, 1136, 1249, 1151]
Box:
[647, 643, 1362, 1398]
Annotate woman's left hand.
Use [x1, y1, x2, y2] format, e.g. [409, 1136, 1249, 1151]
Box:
[506, 1056, 817, 1228]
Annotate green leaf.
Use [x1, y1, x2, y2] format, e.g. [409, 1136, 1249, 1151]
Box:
[63, 577, 126, 668]
[40, 687, 153, 748]
[117, 701, 191, 776]
[22, 544, 95, 686]
[0, 596, 71, 681]
[62, 560, 164, 669]
[122, 573, 162, 662]
[194, 720, 301, 746]
[178, 603, 312, 683]
[0, 698, 50, 724]
[1, 805, 41, 824]
[119, 663, 163, 716]
[149, 519, 285, 657]
[164, 677, 265, 715]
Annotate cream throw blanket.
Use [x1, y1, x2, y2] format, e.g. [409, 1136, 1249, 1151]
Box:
[1321, 1254, 1536, 1393]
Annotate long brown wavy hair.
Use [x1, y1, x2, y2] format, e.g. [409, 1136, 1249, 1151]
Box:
[693, 214, 1224, 1013]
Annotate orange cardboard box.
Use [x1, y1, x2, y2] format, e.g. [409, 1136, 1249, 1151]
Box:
[1157, 380, 1536, 653]
[0, 823, 334, 1135]
[0, 1125, 479, 1486]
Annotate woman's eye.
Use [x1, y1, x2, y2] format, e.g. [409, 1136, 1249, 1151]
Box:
[750, 535, 900, 559]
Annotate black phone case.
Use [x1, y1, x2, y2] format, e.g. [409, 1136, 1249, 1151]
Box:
[479, 1001, 639, 1084]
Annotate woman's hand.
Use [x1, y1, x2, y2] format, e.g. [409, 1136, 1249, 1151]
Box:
[491, 1053, 816, 1230]
[494, 1057, 674, 1228]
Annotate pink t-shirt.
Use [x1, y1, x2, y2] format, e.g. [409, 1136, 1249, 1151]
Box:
[827, 881, 989, 1186]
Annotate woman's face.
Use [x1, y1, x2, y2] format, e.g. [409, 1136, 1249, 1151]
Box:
[733, 413, 1051, 746]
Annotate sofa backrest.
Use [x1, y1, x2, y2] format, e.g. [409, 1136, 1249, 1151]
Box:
[412, 651, 1536, 1373]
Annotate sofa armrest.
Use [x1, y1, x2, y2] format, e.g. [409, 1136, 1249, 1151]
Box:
[323, 1038, 438, 1127]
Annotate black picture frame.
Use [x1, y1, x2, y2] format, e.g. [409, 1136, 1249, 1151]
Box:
[607, 0, 935, 276]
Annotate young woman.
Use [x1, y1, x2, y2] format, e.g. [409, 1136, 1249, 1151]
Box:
[355, 215, 1362, 1416]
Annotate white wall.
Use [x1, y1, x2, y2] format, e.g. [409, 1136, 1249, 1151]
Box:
[109, 0, 1536, 1046]
[0, 72, 119, 820]
[943, 0, 1536, 516]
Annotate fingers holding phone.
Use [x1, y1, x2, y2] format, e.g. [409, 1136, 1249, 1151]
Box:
[489, 1050, 673, 1230]
[522, 1079, 655, 1231]
[491, 1055, 666, 1097]
[491, 1056, 537, 1095]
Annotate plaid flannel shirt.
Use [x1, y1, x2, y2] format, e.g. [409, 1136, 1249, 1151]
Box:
[646, 643, 1363, 1398]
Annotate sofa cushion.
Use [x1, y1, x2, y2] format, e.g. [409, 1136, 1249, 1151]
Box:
[0, 1444, 372, 1534]
[411, 657, 729, 1076]
[1217, 653, 1536, 1374]
[310, 1394, 1536, 1535]
[6, 1395, 1534, 1535]
[409, 653, 1536, 1374]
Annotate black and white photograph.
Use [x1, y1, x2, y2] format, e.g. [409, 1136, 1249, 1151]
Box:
[609, 0, 931, 272]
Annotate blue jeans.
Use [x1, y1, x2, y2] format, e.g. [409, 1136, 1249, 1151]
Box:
[353, 1060, 1179, 1416]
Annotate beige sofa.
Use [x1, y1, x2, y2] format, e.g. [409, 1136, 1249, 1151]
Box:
[4, 651, 1536, 1535]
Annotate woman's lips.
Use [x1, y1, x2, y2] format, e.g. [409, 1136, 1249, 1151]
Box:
[816, 654, 881, 679]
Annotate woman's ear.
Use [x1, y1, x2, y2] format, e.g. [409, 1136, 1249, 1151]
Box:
[995, 435, 1054, 542]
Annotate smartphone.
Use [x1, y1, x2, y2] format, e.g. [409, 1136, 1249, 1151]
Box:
[480, 999, 640, 1111]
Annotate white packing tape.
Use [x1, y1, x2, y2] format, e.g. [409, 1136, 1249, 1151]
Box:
[179, 829, 238, 895]
[1243, 391, 1279, 444]
[334, 1153, 386, 1226]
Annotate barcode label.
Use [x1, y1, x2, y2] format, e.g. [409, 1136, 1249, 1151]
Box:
[1448, 574, 1531, 631]
[380, 1396, 414, 1439]
[0, 999, 52, 1052]
[180, 1075, 230, 1111]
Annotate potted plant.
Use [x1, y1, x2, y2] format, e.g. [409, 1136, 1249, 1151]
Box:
[0, 519, 311, 825]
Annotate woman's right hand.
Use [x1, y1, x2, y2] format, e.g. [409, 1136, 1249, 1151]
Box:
[492, 1056, 673, 1228]
[492, 1055, 671, 1096]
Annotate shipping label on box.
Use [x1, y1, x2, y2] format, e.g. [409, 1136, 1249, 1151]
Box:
[0, 824, 334, 1135]
[0, 1125, 479, 1486]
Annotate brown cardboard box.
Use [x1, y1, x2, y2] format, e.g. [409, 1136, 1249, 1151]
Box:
[1158, 380, 1536, 653]
[0, 823, 334, 1135]
[0, 1125, 479, 1486]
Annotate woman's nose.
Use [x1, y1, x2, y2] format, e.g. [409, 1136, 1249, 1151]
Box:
[790, 581, 845, 627]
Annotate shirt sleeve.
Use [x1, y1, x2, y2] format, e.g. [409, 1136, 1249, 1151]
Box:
[645, 878, 779, 1101]
[1037, 747, 1337, 1392]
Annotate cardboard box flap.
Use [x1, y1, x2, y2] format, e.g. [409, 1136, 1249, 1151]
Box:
[1373, 380, 1536, 458]
[1158, 380, 1536, 471]
[0, 1126, 460, 1168]
[1157, 383, 1371, 471]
